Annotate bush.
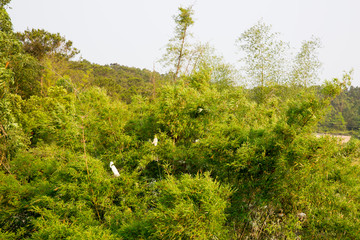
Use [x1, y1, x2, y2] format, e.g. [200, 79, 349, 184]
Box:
[120, 173, 232, 239]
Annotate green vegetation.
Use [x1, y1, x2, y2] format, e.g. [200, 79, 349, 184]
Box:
[318, 82, 360, 135]
[1, 3, 360, 239]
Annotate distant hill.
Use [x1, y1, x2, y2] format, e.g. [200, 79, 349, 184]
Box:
[68, 61, 169, 103]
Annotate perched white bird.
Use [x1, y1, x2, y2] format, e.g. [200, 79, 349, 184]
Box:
[297, 212, 306, 222]
[110, 161, 120, 177]
[152, 137, 158, 146]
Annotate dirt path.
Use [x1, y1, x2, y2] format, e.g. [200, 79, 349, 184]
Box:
[315, 133, 351, 144]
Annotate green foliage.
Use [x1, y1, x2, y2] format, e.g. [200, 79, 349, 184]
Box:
[76, 87, 132, 158]
[120, 173, 231, 240]
[162, 6, 195, 80]
[16, 29, 79, 61]
[0, 145, 115, 239]
[154, 82, 217, 143]
[291, 37, 322, 87]
[150, 173, 231, 239]
[65, 61, 167, 103]
[10, 53, 42, 98]
[274, 136, 360, 239]
[0, 7, 12, 33]
[2, 4, 360, 239]
[0, 67, 29, 169]
[20, 86, 79, 148]
[236, 21, 325, 105]
[0, 8, 42, 99]
[237, 20, 288, 88]
[0, 0, 11, 8]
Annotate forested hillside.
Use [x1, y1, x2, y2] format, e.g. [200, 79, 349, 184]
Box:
[1, 2, 360, 239]
[318, 86, 360, 134]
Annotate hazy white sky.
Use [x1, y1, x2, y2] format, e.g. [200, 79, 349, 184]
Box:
[8, 0, 360, 86]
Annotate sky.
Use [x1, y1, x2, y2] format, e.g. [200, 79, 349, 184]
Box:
[7, 0, 360, 86]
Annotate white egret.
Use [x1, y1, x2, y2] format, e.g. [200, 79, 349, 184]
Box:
[297, 212, 306, 222]
[152, 137, 158, 146]
[110, 161, 120, 177]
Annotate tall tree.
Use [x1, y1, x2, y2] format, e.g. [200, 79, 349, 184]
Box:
[236, 20, 288, 88]
[186, 43, 237, 90]
[16, 29, 79, 61]
[162, 6, 194, 81]
[0, 4, 42, 98]
[0, 2, 29, 166]
[291, 37, 321, 87]
[16, 29, 80, 95]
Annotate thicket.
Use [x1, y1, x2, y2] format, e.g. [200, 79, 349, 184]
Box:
[1, 3, 360, 239]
